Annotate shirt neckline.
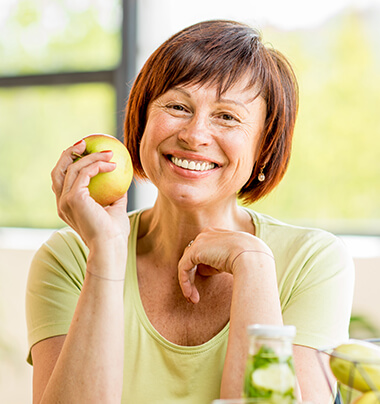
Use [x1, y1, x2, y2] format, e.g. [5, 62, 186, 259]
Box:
[127, 209, 230, 354]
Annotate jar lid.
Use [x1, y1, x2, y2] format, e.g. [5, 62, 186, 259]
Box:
[247, 324, 296, 338]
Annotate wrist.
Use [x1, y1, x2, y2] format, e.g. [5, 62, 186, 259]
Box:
[230, 249, 275, 275]
[86, 270, 125, 282]
[86, 239, 128, 278]
[88, 234, 128, 255]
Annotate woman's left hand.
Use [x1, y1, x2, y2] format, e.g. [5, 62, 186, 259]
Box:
[178, 227, 274, 303]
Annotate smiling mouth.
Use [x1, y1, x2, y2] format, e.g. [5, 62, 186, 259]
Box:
[170, 156, 217, 172]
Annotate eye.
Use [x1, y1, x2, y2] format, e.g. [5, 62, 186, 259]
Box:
[221, 113, 235, 121]
[171, 104, 185, 111]
[217, 112, 240, 124]
[165, 103, 190, 115]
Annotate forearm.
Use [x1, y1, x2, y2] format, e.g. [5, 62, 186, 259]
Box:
[220, 252, 282, 398]
[40, 247, 126, 404]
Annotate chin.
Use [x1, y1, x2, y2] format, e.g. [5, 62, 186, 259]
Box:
[160, 186, 213, 209]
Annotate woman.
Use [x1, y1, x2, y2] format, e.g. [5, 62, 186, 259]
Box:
[26, 20, 354, 403]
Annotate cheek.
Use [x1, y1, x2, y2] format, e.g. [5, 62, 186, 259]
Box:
[140, 116, 161, 153]
[224, 130, 259, 167]
[142, 114, 177, 145]
[139, 123, 157, 175]
[243, 127, 263, 166]
[139, 116, 173, 176]
[231, 134, 260, 186]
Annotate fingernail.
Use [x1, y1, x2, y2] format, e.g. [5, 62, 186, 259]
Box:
[73, 139, 83, 146]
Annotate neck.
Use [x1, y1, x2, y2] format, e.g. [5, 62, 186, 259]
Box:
[137, 193, 253, 267]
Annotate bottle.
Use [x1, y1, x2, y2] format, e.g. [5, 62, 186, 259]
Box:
[243, 324, 299, 402]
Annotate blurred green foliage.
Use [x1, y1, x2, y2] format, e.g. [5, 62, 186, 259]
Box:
[349, 314, 380, 340]
[0, 4, 379, 232]
[249, 12, 380, 234]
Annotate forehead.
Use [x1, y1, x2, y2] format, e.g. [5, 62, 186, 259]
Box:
[168, 75, 264, 106]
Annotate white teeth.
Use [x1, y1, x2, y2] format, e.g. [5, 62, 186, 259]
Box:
[171, 156, 215, 171]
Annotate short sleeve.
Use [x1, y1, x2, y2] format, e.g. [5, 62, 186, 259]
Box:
[25, 228, 88, 364]
[282, 234, 355, 348]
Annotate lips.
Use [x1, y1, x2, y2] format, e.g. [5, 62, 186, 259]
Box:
[170, 155, 216, 172]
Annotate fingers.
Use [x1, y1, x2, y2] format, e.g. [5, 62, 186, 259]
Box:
[59, 155, 115, 226]
[52, 140, 115, 202]
[178, 241, 203, 304]
[52, 140, 119, 230]
[104, 192, 129, 223]
[178, 262, 200, 304]
[177, 228, 269, 304]
[106, 191, 128, 210]
[61, 150, 115, 199]
[51, 140, 86, 198]
[178, 239, 222, 304]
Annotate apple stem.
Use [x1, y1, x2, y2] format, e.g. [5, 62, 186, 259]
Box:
[71, 152, 83, 159]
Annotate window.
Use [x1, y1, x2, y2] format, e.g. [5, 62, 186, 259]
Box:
[0, 83, 115, 227]
[0, 0, 137, 228]
[0, 0, 122, 75]
[1, 0, 379, 235]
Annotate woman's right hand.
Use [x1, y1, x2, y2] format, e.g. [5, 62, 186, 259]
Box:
[51, 139, 130, 250]
[34, 139, 128, 403]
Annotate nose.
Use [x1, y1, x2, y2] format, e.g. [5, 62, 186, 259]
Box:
[177, 113, 213, 148]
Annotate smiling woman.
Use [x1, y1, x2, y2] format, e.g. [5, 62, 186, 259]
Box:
[137, 81, 267, 208]
[126, 20, 298, 204]
[25, 19, 354, 404]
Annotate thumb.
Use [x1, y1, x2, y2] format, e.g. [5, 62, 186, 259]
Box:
[178, 258, 200, 304]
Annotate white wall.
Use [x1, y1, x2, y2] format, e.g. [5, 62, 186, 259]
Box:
[0, 248, 34, 404]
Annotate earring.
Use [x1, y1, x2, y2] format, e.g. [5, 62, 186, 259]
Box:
[258, 165, 266, 182]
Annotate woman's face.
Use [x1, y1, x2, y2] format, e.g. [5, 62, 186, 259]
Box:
[139, 77, 266, 208]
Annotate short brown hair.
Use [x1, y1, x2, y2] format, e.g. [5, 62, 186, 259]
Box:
[124, 19, 298, 204]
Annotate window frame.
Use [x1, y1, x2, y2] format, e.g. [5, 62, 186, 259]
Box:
[0, 0, 138, 210]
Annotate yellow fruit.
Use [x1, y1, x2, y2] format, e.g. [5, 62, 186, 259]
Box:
[354, 391, 380, 404]
[77, 134, 133, 206]
[330, 340, 380, 392]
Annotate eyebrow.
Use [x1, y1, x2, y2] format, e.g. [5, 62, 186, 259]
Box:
[170, 86, 250, 113]
[218, 97, 249, 113]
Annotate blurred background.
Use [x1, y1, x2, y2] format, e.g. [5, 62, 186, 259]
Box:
[0, 0, 379, 402]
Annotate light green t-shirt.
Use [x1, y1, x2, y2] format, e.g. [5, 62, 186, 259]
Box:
[26, 208, 355, 403]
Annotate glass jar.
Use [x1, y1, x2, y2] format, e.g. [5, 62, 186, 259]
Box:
[243, 324, 299, 403]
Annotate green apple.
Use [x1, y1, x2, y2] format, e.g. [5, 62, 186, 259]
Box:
[330, 339, 380, 392]
[75, 134, 133, 206]
[354, 391, 380, 403]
